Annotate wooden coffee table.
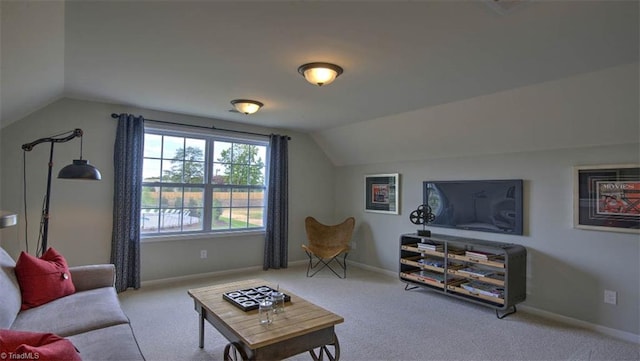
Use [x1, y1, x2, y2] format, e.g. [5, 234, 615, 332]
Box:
[188, 279, 344, 361]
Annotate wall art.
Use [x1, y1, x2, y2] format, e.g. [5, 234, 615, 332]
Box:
[574, 164, 640, 233]
[365, 173, 400, 214]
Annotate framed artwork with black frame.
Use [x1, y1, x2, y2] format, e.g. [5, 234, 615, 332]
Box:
[364, 173, 400, 214]
[573, 164, 640, 233]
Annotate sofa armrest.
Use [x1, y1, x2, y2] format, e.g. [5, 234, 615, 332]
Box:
[69, 264, 116, 292]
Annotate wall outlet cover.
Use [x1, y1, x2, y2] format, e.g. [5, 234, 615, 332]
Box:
[604, 290, 617, 305]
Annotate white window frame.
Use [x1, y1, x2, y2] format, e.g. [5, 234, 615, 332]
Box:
[140, 123, 269, 240]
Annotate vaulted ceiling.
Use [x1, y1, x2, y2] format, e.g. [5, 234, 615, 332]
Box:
[1, 1, 638, 164]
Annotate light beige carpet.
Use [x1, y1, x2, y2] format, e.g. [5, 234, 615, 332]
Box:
[119, 264, 639, 361]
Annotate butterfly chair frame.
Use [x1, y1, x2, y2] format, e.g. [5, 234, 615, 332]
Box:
[302, 216, 355, 279]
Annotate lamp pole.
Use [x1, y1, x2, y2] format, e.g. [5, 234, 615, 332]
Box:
[40, 142, 55, 254]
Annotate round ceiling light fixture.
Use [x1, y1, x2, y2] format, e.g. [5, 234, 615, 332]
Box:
[230, 99, 264, 115]
[297, 62, 344, 86]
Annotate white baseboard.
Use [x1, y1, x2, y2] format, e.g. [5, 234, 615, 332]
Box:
[141, 265, 264, 288]
[519, 305, 640, 345]
[348, 260, 398, 278]
[141, 260, 310, 288]
[287, 259, 307, 267]
[140, 259, 379, 288]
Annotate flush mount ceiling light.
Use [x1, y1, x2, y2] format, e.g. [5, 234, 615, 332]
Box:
[297, 62, 344, 86]
[230, 99, 264, 115]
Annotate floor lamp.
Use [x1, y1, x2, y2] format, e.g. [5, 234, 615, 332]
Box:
[22, 129, 102, 256]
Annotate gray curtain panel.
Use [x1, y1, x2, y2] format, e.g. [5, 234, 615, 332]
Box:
[264, 134, 289, 270]
[111, 113, 144, 292]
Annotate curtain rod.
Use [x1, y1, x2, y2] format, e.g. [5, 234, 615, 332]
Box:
[110, 113, 291, 140]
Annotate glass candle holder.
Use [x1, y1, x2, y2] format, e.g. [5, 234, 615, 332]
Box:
[270, 291, 285, 314]
[258, 300, 273, 325]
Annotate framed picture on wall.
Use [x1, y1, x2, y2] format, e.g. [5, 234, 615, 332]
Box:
[573, 164, 640, 233]
[365, 173, 400, 214]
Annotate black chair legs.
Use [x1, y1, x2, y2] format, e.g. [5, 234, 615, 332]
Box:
[305, 252, 348, 279]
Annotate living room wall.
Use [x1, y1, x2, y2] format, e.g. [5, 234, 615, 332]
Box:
[1, 68, 637, 341]
[0, 98, 335, 281]
[337, 144, 639, 339]
[329, 65, 639, 339]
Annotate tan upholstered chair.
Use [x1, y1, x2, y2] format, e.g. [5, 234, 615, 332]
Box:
[302, 216, 355, 278]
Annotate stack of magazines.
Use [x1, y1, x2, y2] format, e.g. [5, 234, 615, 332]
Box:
[465, 250, 497, 260]
[417, 270, 446, 283]
[418, 257, 444, 268]
[458, 267, 494, 278]
[417, 241, 443, 252]
[461, 281, 504, 298]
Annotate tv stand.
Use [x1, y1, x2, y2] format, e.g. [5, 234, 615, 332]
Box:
[399, 233, 527, 319]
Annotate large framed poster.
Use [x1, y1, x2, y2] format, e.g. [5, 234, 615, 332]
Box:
[364, 173, 400, 214]
[574, 164, 640, 233]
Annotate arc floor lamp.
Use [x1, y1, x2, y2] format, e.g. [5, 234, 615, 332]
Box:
[22, 128, 101, 256]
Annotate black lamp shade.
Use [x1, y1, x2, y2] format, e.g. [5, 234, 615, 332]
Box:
[58, 159, 102, 180]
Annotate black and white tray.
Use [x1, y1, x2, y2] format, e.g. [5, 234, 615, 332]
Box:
[222, 285, 291, 312]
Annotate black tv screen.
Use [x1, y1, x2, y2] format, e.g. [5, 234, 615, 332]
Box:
[423, 179, 524, 235]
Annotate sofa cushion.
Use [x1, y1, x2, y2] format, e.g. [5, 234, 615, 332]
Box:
[69, 264, 115, 292]
[11, 286, 129, 337]
[14, 247, 76, 310]
[0, 329, 81, 361]
[67, 324, 145, 361]
[0, 247, 22, 328]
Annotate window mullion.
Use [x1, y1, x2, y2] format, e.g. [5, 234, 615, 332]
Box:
[202, 137, 214, 232]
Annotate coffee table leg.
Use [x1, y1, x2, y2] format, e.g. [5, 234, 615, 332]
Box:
[309, 333, 340, 361]
[198, 309, 205, 348]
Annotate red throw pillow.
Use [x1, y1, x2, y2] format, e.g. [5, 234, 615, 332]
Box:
[0, 329, 81, 361]
[14, 247, 76, 310]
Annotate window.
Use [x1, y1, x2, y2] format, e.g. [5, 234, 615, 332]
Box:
[141, 127, 268, 236]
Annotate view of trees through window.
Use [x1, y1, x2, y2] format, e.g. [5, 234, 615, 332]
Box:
[141, 131, 267, 235]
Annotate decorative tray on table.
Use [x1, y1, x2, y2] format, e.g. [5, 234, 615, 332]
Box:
[222, 285, 291, 312]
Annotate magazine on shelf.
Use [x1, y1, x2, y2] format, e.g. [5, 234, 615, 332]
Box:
[418, 257, 444, 268]
[461, 281, 504, 298]
[458, 267, 494, 278]
[417, 270, 446, 283]
[417, 242, 443, 251]
[465, 250, 498, 260]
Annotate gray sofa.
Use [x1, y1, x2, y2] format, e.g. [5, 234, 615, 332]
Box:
[0, 247, 144, 361]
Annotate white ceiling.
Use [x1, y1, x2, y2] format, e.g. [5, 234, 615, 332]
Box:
[1, 1, 638, 136]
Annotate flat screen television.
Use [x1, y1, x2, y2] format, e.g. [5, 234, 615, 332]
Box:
[423, 179, 524, 235]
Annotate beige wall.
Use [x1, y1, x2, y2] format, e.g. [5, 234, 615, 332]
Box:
[0, 98, 335, 281]
[1, 99, 114, 262]
[314, 63, 639, 166]
[332, 65, 640, 338]
[0, 0, 65, 126]
[338, 144, 639, 338]
[0, 62, 638, 339]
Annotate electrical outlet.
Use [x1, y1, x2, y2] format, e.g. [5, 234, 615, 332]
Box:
[200, 250, 207, 259]
[604, 290, 617, 305]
